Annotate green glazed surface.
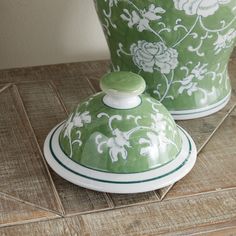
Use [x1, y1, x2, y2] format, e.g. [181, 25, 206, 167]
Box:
[94, 0, 236, 111]
[100, 71, 146, 95]
[59, 92, 182, 173]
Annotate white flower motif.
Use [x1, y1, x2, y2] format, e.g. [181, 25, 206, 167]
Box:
[191, 63, 208, 80]
[178, 63, 207, 96]
[130, 40, 178, 74]
[139, 132, 170, 160]
[151, 113, 167, 132]
[214, 28, 236, 54]
[173, 0, 231, 17]
[96, 114, 133, 162]
[120, 4, 165, 32]
[62, 111, 91, 157]
[72, 111, 91, 128]
[178, 75, 198, 96]
[63, 113, 74, 140]
[106, 129, 131, 162]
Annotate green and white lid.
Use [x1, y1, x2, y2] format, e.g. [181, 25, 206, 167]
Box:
[44, 71, 197, 193]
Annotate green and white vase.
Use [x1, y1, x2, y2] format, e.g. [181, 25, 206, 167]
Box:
[94, 0, 236, 119]
[43, 72, 197, 193]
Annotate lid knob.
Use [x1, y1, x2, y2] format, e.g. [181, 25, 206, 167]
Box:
[100, 72, 146, 109]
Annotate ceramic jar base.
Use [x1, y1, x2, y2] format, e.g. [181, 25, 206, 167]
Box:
[171, 92, 231, 120]
[44, 122, 197, 194]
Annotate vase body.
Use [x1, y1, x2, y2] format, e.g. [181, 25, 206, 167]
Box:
[94, 0, 236, 119]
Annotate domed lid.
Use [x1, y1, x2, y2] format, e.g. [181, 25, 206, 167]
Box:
[59, 72, 182, 173]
